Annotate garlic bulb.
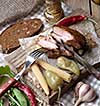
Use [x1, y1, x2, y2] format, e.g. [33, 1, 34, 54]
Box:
[75, 81, 84, 96]
[74, 82, 96, 106]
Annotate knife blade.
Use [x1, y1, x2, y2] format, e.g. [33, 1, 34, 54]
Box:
[61, 40, 100, 80]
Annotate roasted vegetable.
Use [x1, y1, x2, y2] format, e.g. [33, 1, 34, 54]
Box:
[31, 64, 49, 95]
[44, 70, 63, 101]
[57, 56, 80, 76]
[44, 70, 63, 91]
[37, 59, 72, 83]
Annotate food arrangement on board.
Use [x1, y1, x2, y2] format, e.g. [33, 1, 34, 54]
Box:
[0, 1, 100, 106]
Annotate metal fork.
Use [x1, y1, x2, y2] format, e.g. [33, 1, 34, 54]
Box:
[51, 36, 100, 80]
[0, 48, 44, 97]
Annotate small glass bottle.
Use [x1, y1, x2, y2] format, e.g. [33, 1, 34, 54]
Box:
[44, 0, 64, 24]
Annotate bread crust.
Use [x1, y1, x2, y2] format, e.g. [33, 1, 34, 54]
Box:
[0, 18, 43, 53]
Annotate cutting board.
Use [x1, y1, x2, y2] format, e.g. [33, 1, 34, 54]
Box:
[3, 8, 100, 105]
[4, 9, 89, 68]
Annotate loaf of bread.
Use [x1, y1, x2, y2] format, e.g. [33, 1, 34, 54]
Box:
[0, 18, 43, 53]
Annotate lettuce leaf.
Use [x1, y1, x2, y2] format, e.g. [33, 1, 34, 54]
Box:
[0, 65, 14, 78]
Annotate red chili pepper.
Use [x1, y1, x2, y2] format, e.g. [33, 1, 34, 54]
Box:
[14, 82, 36, 106]
[57, 15, 87, 26]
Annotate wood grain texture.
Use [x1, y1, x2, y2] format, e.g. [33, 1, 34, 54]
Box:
[63, 0, 89, 12]
[91, 1, 100, 21]
[3, 8, 100, 105]
[63, 0, 100, 21]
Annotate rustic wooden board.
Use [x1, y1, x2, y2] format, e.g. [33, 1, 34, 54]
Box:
[5, 9, 92, 69]
[63, 0, 100, 21]
[5, 9, 99, 69]
[4, 8, 100, 105]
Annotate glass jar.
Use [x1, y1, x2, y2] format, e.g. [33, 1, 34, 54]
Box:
[44, 0, 64, 24]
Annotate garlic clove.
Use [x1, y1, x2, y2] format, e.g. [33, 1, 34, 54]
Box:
[79, 84, 90, 97]
[82, 88, 96, 102]
[74, 83, 97, 106]
[75, 82, 84, 96]
[74, 97, 83, 106]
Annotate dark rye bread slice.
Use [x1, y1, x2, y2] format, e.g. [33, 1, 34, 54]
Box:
[0, 18, 43, 53]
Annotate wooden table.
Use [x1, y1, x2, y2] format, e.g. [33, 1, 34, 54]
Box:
[64, 0, 100, 21]
[63, 0, 100, 38]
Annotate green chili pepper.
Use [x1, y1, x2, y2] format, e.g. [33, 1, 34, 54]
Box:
[44, 70, 63, 91]
[12, 88, 28, 106]
[44, 70, 63, 101]
[57, 56, 80, 76]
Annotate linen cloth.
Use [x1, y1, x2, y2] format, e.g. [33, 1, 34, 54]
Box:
[0, 0, 38, 27]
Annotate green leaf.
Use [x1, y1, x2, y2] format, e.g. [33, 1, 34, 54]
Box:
[0, 76, 9, 86]
[0, 65, 14, 78]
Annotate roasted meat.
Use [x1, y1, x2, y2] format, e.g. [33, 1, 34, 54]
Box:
[53, 25, 87, 52]
[37, 35, 57, 50]
[36, 35, 72, 58]
[36, 25, 88, 58]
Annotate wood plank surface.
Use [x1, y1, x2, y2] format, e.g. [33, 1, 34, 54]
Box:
[3, 7, 100, 105]
[91, 1, 100, 21]
[63, 0, 100, 21]
[5, 9, 89, 69]
[5, 8, 100, 70]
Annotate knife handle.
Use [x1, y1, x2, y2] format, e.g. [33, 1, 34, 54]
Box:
[0, 78, 17, 97]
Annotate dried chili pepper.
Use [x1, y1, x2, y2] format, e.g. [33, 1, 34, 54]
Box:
[14, 82, 36, 106]
[0, 66, 36, 106]
[57, 15, 87, 26]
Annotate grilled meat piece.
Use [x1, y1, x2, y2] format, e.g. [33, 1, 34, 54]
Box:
[46, 47, 72, 58]
[36, 35, 73, 58]
[37, 35, 57, 50]
[53, 25, 88, 55]
[36, 25, 87, 58]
